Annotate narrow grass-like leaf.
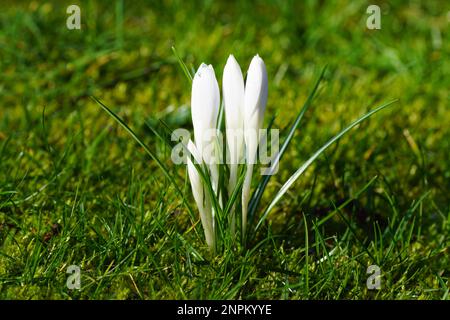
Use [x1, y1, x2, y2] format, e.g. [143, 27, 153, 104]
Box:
[0, 191, 17, 195]
[303, 213, 309, 296]
[175, 233, 205, 262]
[334, 202, 377, 263]
[248, 66, 327, 226]
[172, 46, 193, 83]
[316, 175, 379, 226]
[223, 167, 246, 216]
[255, 99, 398, 231]
[91, 96, 195, 219]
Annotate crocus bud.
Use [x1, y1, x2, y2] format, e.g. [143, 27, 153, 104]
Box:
[191, 63, 220, 198]
[186, 140, 215, 249]
[244, 54, 268, 149]
[223, 55, 245, 190]
[191, 63, 220, 165]
[223, 54, 245, 237]
[242, 54, 268, 238]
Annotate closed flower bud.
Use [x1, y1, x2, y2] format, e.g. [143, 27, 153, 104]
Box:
[242, 54, 268, 237]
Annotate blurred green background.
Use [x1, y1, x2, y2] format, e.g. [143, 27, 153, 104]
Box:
[0, 0, 448, 299]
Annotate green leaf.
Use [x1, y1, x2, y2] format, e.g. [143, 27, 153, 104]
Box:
[255, 99, 398, 231]
[248, 66, 327, 228]
[91, 96, 195, 220]
[172, 46, 193, 83]
[316, 175, 379, 226]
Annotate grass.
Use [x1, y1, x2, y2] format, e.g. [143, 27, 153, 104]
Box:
[0, 0, 449, 299]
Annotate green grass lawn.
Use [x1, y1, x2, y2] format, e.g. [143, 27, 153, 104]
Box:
[0, 0, 449, 299]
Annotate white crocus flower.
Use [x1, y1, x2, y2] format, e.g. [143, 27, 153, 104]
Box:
[186, 139, 215, 249]
[242, 54, 268, 237]
[191, 63, 220, 197]
[223, 54, 245, 189]
[223, 55, 245, 234]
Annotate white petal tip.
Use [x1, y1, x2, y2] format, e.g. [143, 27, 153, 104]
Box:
[227, 54, 237, 62]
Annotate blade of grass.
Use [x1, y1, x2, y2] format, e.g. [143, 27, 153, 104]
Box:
[223, 167, 246, 216]
[255, 99, 398, 231]
[91, 96, 195, 219]
[172, 46, 193, 83]
[317, 175, 379, 226]
[247, 66, 327, 227]
[333, 201, 377, 263]
[303, 212, 309, 296]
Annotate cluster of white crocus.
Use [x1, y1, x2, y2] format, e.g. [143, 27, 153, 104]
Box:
[187, 54, 268, 250]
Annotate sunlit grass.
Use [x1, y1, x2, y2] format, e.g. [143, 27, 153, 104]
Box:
[0, 0, 448, 299]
